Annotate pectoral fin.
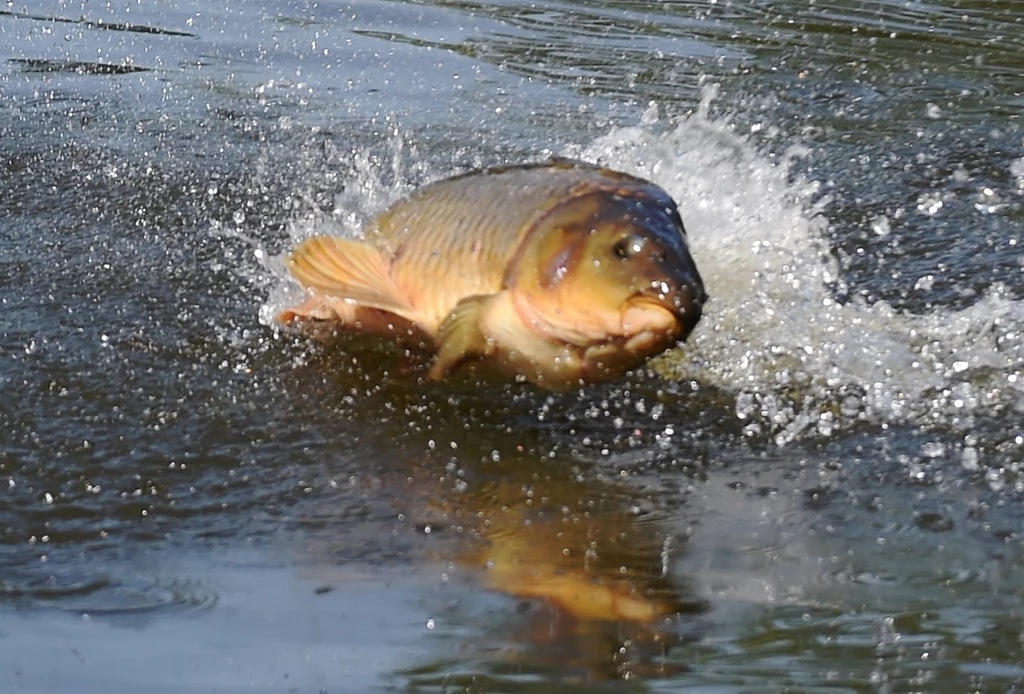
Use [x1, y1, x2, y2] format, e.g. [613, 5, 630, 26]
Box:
[286, 236, 415, 318]
[429, 295, 494, 380]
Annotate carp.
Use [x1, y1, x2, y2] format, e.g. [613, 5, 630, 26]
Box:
[280, 159, 706, 389]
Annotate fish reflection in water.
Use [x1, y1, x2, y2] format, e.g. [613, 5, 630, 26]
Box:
[287, 324, 706, 679]
[451, 480, 704, 679]
[389, 441, 707, 681]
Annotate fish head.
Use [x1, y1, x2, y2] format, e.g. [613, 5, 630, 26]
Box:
[514, 186, 706, 347]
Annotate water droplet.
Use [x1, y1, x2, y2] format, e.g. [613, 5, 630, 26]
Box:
[986, 468, 1006, 492]
[914, 275, 935, 291]
[961, 446, 979, 471]
[870, 215, 891, 237]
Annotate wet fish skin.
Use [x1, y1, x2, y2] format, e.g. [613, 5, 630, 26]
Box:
[280, 158, 706, 388]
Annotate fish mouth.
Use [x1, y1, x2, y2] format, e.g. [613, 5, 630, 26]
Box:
[638, 247, 707, 343]
[621, 288, 705, 345]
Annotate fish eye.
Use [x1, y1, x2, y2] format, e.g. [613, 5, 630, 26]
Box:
[612, 239, 632, 259]
[612, 234, 645, 260]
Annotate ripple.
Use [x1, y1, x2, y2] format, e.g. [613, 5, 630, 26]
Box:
[0, 566, 218, 617]
[76, 575, 219, 616]
[0, 9, 196, 37]
[8, 58, 151, 75]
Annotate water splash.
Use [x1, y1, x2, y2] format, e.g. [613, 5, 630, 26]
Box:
[571, 88, 1024, 449]
[257, 131, 439, 327]
[256, 88, 1024, 460]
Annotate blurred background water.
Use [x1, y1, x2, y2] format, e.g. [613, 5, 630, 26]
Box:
[1, 0, 1023, 691]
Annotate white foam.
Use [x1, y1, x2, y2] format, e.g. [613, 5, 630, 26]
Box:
[570, 87, 1024, 444]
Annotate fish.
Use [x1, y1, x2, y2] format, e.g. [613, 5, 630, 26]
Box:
[278, 158, 706, 389]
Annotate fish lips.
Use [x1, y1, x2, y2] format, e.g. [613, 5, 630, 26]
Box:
[629, 281, 706, 344]
[631, 218, 706, 341]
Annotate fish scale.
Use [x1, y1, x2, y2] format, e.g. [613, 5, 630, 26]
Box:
[371, 163, 638, 327]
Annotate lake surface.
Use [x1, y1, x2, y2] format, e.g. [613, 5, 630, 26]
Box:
[2, 0, 1023, 691]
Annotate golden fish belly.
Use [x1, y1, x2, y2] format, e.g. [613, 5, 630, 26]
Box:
[463, 292, 680, 389]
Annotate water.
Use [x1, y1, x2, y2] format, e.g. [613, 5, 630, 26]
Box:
[2, 0, 1023, 691]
